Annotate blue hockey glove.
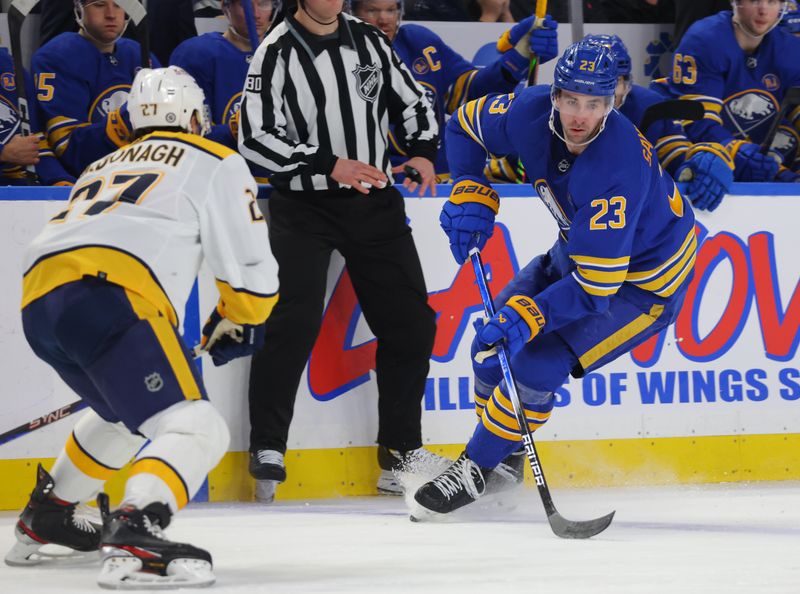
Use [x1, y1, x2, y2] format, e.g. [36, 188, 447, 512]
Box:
[675, 143, 734, 211]
[497, 14, 558, 79]
[201, 308, 265, 367]
[471, 317, 500, 372]
[477, 295, 545, 357]
[439, 176, 499, 264]
[775, 167, 800, 183]
[727, 140, 779, 182]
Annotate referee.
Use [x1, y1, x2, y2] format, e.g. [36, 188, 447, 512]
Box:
[239, 0, 442, 501]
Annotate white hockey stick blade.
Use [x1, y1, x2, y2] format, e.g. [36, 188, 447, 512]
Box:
[97, 554, 215, 590]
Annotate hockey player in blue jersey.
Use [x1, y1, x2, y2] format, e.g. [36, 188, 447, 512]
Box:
[349, 0, 559, 178]
[592, 34, 735, 211]
[0, 48, 84, 186]
[0, 49, 40, 184]
[413, 40, 697, 516]
[658, 0, 800, 181]
[170, 0, 279, 182]
[32, 0, 159, 180]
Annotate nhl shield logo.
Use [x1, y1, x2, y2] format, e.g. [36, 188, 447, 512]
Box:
[145, 372, 164, 393]
[353, 63, 380, 103]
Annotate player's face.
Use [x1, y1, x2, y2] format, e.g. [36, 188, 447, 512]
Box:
[613, 76, 631, 109]
[735, 0, 785, 35]
[556, 90, 610, 144]
[353, 1, 401, 41]
[81, 0, 127, 44]
[227, 0, 274, 40]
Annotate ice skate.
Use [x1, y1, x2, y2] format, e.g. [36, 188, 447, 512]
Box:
[485, 449, 525, 496]
[411, 452, 487, 520]
[376, 446, 452, 495]
[96, 493, 214, 590]
[5, 464, 101, 566]
[249, 450, 286, 503]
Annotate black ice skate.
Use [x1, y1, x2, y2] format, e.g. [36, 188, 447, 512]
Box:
[377, 446, 452, 495]
[485, 449, 525, 495]
[411, 452, 487, 518]
[5, 464, 101, 566]
[249, 449, 286, 503]
[96, 493, 214, 589]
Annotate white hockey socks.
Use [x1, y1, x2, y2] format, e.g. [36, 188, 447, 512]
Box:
[125, 400, 229, 513]
[50, 409, 146, 503]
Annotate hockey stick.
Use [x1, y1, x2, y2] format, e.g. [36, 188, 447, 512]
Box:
[469, 247, 615, 539]
[7, 0, 40, 180]
[760, 86, 800, 153]
[526, 0, 548, 87]
[240, 0, 262, 52]
[0, 400, 88, 447]
[114, 0, 151, 68]
[639, 99, 704, 136]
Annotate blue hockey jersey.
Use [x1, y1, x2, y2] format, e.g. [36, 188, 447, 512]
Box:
[390, 24, 520, 176]
[665, 11, 800, 169]
[170, 32, 269, 182]
[448, 87, 697, 332]
[486, 83, 692, 182]
[32, 33, 159, 177]
[0, 48, 77, 186]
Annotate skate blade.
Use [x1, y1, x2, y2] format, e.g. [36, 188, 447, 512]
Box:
[254, 480, 278, 503]
[98, 555, 215, 590]
[376, 471, 404, 496]
[5, 534, 100, 567]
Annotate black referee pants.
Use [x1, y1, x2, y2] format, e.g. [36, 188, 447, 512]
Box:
[248, 187, 436, 454]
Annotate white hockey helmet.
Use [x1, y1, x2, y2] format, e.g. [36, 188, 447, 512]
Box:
[128, 67, 211, 136]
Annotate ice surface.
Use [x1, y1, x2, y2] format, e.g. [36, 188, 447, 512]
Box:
[1, 482, 798, 593]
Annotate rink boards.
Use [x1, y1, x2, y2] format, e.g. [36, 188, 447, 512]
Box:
[1, 184, 799, 508]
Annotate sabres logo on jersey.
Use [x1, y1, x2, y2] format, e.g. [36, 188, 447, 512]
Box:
[352, 63, 380, 103]
[534, 179, 571, 231]
[723, 89, 778, 136]
[90, 85, 130, 122]
[417, 81, 437, 111]
[0, 96, 20, 145]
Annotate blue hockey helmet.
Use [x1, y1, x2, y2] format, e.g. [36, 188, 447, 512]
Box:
[584, 34, 631, 78]
[553, 40, 618, 97]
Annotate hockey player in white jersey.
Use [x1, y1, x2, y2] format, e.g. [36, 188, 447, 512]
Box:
[5, 66, 279, 589]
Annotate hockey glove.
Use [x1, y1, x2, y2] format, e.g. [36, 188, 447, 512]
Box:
[477, 295, 545, 358]
[106, 103, 133, 148]
[727, 140, 779, 182]
[497, 15, 558, 79]
[775, 167, 800, 183]
[440, 176, 499, 264]
[201, 308, 265, 366]
[471, 317, 500, 372]
[675, 143, 734, 211]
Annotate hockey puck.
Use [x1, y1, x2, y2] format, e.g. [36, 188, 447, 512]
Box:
[403, 165, 423, 184]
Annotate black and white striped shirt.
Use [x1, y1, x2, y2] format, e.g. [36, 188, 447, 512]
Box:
[238, 12, 438, 194]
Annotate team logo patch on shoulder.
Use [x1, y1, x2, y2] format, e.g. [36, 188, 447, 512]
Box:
[412, 57, 429, 75]
[353, 63, 380, 102]
[762, 74, 780, 92]
[1, 73, 15, 92]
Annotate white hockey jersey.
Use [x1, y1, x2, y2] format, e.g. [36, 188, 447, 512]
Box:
[22, 131, 279, 328]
